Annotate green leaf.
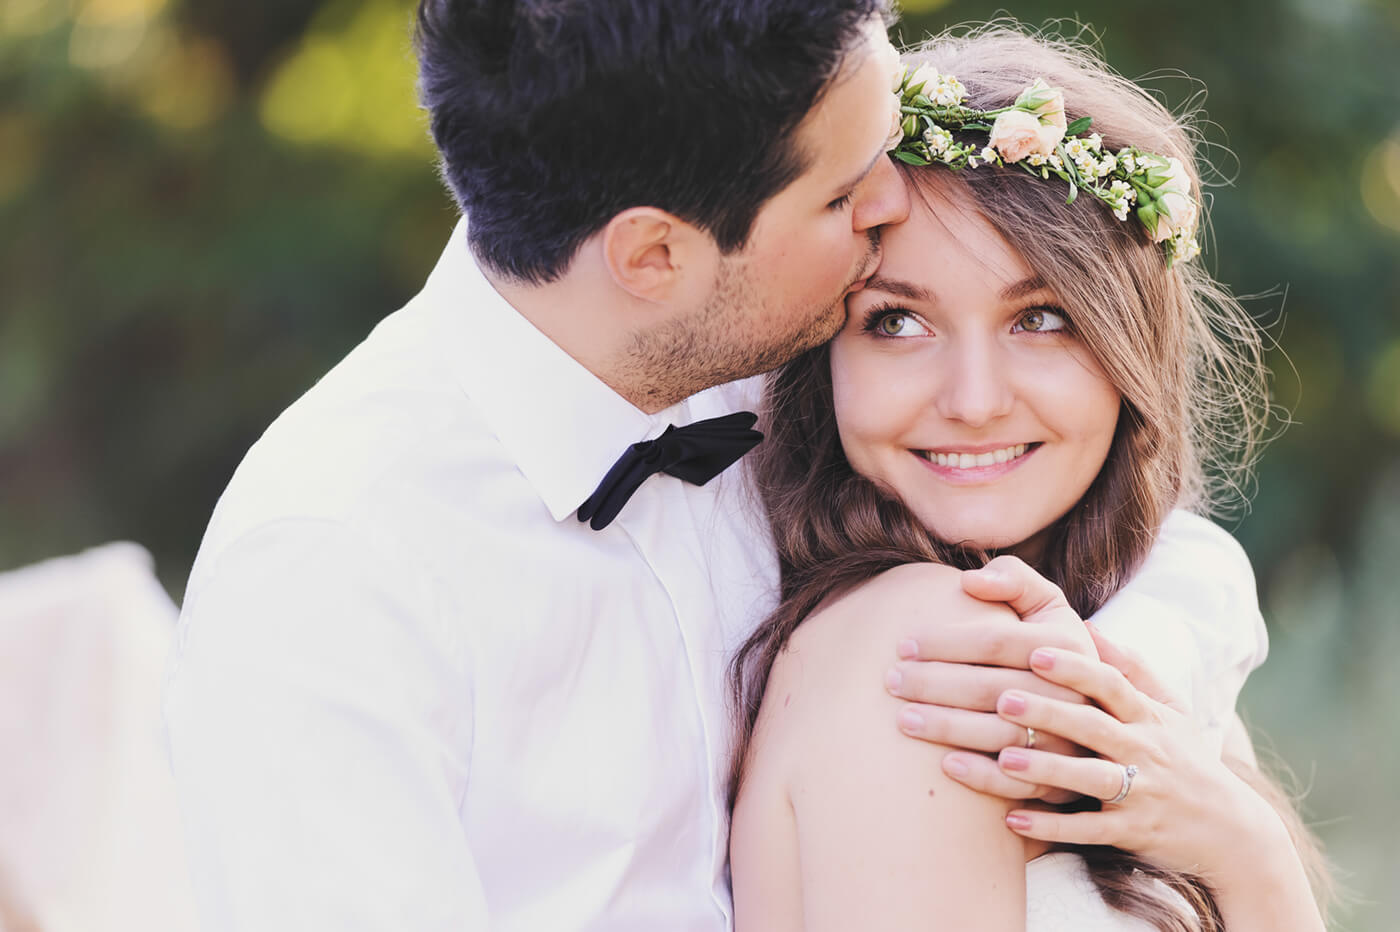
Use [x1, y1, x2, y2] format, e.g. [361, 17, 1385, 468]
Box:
[1066, 180, 1078, 205]
[1065, 116, 1093, 136]
[912, 94, 933, 109]
[963, 121, 992, 131]
[894, 150, 931, 166]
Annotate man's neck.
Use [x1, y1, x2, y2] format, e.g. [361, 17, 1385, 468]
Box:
[482, 262, 678, 415]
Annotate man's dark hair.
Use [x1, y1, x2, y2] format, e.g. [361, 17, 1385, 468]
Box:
[415, 0, 885, 284]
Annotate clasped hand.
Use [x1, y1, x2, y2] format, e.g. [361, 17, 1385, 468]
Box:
[883, 554, 1097, 803]
[886, 555, 1276, 879]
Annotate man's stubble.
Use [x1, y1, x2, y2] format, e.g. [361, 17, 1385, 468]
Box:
[619, 231, 881, 411]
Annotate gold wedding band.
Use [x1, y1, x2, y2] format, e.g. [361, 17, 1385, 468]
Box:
[1024, 727, 1037, 749]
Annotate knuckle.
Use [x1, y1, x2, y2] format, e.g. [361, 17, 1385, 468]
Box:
[1088, 715, 1117, 749]
[982, 628, 1015, 664]
[986, 554, 1026, 574]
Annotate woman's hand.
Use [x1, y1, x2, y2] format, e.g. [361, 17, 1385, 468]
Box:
[886, 555, 1097, 802]
[987, 626, 1286, 880]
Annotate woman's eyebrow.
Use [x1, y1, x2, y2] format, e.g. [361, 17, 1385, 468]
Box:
[1000, 275, 1049, 301]
[865, 276, 932, 302]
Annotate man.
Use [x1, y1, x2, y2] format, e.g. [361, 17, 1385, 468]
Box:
[168, 2, 910, 928]
[165, 1, 1267, 928]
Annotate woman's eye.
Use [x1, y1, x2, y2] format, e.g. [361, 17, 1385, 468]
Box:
[1014, 308, 1068, 333]
[874, 312, 929, 337]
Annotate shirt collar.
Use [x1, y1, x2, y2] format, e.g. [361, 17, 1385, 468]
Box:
[420, 219, 691, 522]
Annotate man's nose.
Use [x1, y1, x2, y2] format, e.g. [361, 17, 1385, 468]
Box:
[852, 155, 911, 232]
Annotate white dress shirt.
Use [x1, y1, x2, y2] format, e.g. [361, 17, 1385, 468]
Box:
[1093, 509, 1269, 756]
[166, 221, 1265, 931]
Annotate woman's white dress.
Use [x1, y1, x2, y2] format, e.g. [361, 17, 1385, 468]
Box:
[1023, 510, 1269, 929]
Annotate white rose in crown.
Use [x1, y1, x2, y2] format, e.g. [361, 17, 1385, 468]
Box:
[866, 22, 906, 152]
[1013, 78, 1067, 153]
[1150, 156, 1199, 243]
[988, 110, 1048, 163]
[905, 63, 941, 99]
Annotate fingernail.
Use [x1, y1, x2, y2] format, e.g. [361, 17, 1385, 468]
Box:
[897, 639, 918, 660]
[998, 691, 1027, 716]
[943, 755, 969, 778]
[898, 708, 924, 732]
[1029, 648, 1055, 670]
[1000, 748, 1030, 771]
[884, 668, 903, 693]
[1006, 813, 1032, 831]
[978, 566, 1003, 582]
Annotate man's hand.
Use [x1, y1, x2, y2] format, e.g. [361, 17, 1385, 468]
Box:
[886, 555, 1098, 802]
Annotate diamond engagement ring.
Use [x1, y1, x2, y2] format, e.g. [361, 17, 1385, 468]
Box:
[1106, 763, 1138, 804]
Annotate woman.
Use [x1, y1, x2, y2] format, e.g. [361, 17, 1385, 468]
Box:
[727, 26, 1327, 932]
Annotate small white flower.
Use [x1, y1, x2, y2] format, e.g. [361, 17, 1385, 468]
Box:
[932, 77, 966, 106]
[1049, 154, 1064, 170]
[923, 126, 952, 154]
[1096, 154, 1116, 177]
[1027, 152, 1047, 167]
[1065, 138, 1089, 160]
[1113, 202, 1131, 221]
[1087, 133, 1104, 152]
[1109, 179, 1135, 201]
[981, 146, 999, 163]
[1172, 232, 1201, 263]
[1119, 151, 1138, 174]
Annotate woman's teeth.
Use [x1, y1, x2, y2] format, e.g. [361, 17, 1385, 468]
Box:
[920, 444, 1029, 468]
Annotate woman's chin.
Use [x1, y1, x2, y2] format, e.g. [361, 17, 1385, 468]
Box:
[927, 525, 1046, 564]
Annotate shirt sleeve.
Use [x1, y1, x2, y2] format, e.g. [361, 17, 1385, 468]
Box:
[1089, 510, 1269, 755]
[164, 518, 486, 930]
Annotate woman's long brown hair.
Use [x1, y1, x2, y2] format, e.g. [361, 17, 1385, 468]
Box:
[729, 23, 1326, 932]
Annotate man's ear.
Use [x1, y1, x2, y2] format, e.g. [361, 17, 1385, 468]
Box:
[601, 207, 713, 302]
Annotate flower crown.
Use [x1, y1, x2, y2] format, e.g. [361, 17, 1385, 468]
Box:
[885, 65, 1201, 265]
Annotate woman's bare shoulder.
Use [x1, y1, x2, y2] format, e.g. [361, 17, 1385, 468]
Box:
[753, 562, 1012, 765]
[739, 562, 1029, 929]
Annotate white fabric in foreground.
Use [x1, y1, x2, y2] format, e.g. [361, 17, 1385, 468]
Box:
[1092, 510, 1269, 757]
[1027, 851, 1183, 931]
[0, 542, 197, 932]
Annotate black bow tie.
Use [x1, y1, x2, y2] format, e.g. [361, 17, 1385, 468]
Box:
[577, 411, 763, 530]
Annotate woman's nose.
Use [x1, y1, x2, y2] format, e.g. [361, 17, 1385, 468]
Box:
[935, 340, 1015, 427]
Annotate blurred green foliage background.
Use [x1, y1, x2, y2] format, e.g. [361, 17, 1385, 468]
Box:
[2, 0, 1396, 926]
